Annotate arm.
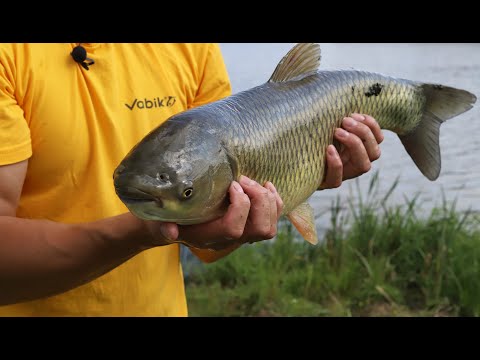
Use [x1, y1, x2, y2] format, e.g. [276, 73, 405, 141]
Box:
[0, 45, 179, 306]
[0, 160, 171, 306]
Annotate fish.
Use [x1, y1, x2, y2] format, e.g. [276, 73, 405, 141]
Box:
[113, 43, 477, 247]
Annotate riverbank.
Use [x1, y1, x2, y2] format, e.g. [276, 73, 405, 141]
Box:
[185, 174, 480, 316]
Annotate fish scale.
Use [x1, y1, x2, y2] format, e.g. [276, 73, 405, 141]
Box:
[212, 70, 425, 214]
[114, 43, 476, 247]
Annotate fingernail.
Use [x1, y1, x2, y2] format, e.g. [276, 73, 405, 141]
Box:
[352, 113, 366, 121]
[327, 145, 337, 157]
[343, 117, 356, 127]
[232, 181, 244, 193]
[336, 128, 348, 138]
[240, 175, 255, 186]
[266, 181, 277, 194]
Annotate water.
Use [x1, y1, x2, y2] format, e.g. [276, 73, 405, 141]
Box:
[219, 43, 480, 234]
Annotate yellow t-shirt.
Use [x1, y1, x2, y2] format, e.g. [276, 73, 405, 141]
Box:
[0, 43, 232, 316]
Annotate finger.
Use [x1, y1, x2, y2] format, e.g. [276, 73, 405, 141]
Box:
[264, 182, 279, 238]
[264, 181, 284, 219]
[263, 182, 278, 224]
[218, 181, 251, 239]
[353, 113, 384, 144]
[334, 127, 371, 176]
[145, 221, 179, 243]
[342, 116, 381, 161]
[239, 175, 275, 240]
[320, 145, 343, 189]
[159, 222, 179, 242]
[334, 128, 355, 164]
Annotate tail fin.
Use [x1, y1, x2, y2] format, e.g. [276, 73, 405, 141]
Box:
[398, 84, 477, 181]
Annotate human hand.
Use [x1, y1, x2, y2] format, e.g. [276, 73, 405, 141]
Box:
[320, 113, 384, 189]
[144, 175, 284, 250]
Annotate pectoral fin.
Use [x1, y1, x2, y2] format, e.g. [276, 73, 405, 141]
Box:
[286, 202, 319, 245]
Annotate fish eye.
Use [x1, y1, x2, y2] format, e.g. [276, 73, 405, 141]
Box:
[183, 188, 194, 199]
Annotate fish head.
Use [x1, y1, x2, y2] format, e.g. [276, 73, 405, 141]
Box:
[114, 113, 234, 225]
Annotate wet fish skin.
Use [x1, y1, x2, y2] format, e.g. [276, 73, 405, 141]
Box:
[208, 70, 427, 214]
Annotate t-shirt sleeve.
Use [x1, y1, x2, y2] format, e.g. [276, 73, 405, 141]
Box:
[0, 48, 32, 166]
[191, 44, 232, 108]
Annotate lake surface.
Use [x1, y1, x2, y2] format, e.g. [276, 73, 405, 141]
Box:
[219, 43, 480, 233]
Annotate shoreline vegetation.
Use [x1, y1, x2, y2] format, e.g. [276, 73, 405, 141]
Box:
[185, 172, 480, 317]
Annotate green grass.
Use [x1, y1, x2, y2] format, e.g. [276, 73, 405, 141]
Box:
[185, 172, 480, 317]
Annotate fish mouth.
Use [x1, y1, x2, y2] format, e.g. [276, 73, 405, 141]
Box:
[115, 187, 162, 207]
[118, 195, 155, 204]
[140, 212, 216, 225]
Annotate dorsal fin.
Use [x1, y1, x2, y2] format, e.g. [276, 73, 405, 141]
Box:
[268, 43, 321, 83]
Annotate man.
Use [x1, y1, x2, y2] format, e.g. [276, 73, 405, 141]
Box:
[0, 43, 383, 316]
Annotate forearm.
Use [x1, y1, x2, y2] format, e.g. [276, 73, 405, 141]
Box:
[0, 213, 167, 306]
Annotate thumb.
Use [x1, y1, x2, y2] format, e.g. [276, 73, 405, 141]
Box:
[145, 221, 179, 244]
[159, 222, 179, 242]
